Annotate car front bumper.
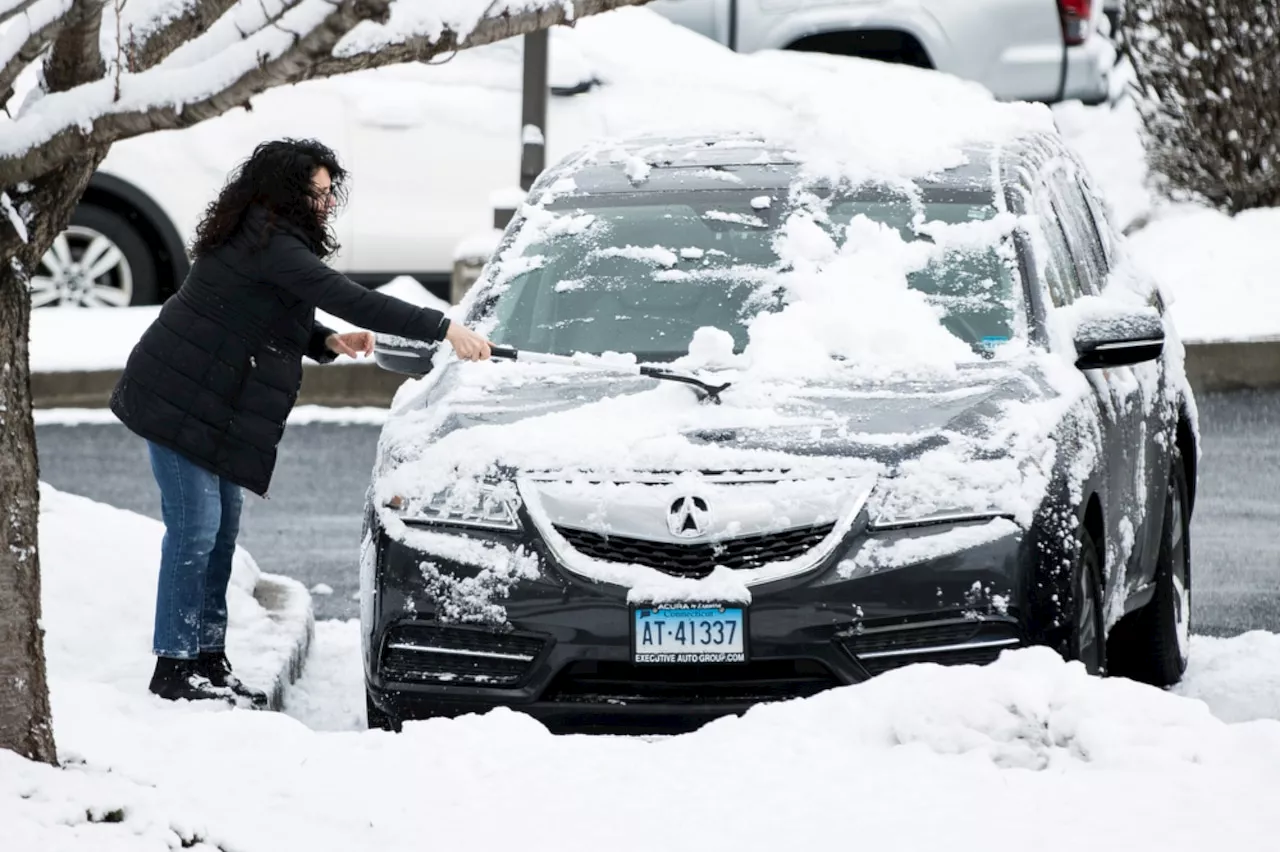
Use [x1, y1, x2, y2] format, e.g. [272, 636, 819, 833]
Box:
[363, 519, 1044, 733]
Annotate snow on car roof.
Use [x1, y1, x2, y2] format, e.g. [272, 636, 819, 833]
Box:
[538, 10, 1058, 193]
[534, 135, 1030, 199]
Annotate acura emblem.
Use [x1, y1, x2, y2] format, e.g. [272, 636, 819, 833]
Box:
[668, 495, 711, 538]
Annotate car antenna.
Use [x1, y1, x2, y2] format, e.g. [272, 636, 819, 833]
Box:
[488, 346, 732, 404]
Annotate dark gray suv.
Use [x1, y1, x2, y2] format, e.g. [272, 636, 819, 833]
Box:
[361, 131, 1196, 734]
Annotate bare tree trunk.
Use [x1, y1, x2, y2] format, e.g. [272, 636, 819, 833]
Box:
[0, 228, 55, 764]
[0, 152, 104, 763]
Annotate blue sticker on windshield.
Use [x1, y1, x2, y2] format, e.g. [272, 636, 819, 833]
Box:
[980, 336, 1009, 349]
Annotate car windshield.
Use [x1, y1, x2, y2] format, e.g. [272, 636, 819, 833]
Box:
[481, 188, 1022, 363]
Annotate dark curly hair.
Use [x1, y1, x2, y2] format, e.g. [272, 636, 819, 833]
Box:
[190, 138, 348, 259]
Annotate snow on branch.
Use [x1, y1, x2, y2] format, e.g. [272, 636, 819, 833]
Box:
[147, 0, 312, 74]
[0, 0, 45, 27]
[314, 0, 620, 77]
[128, 0, 255, 71]
[0, 0, 651, 186]
[0, 0, 73, 104]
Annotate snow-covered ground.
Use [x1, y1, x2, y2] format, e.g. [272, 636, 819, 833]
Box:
[6, 489, 1280, 851]
[1125, 206, 1280, 344]
[35, 485, 309, 702]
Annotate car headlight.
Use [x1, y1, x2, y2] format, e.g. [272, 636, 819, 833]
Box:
[385, 481, 522, 532]
[865, 483, 1010, 531]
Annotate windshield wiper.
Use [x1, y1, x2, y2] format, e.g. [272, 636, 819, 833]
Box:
[489, 346, 732, 404]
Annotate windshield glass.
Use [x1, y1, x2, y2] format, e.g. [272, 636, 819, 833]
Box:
[480, 189, 1022, 363]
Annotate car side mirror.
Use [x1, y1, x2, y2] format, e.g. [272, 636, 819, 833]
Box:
[1073, 305, 1165, 370]
[374, 335, 437, 377]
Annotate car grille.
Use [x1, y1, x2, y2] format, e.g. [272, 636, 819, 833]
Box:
[553, 522, 836, 579]
[839, 620, 1023, 676]
[542, 659, 841, 705]
[379, 623, 547, 687]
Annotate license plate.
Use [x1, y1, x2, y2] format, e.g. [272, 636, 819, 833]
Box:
[633, 604, 746, 664]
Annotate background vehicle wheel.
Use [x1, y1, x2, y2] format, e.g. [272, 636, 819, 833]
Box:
[1071, 526, 1107, 675]
[30, 204, 159, 308]
[366, 690, 402, 732]
[1107, 454, 1192, 686]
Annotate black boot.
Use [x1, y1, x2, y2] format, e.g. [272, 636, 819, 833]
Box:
[199, 651, 270, 709]
[149, 656, 236, 705]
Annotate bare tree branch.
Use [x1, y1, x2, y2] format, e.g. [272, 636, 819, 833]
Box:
[131, 0, 257, 71]
[42, 0, 106, 92]
[0, 0, 45, 28]
[0, 0, 653, 187]
[0, 0, 390, 186]
[0, 0, 74, 109]
[311, 0, 645, 78]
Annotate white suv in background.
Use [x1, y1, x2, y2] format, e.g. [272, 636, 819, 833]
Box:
[650, 0, 1116, 104]
[31, 2, 1116, 310]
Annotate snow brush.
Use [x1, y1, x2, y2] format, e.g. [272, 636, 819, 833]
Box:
[488, 345, 732, 404]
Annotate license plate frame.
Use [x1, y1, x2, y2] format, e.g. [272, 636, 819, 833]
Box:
[631, 603, 748, 664]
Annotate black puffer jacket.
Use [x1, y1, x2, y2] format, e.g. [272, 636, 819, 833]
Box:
[110, 206, 450, 496]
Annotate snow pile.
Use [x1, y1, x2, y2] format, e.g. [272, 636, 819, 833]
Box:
[36, 484, 305, 703]
[1174, 631, 1280, 724]
[10, 487, 1280, 850]
[29, 306, 162, 373]
[735, 211, 1004, 383]
[1126, 207, 1280, 343]
[278, 620, 368, 732]
[8, 621, 1280, 850]
[560, 16, 1054, 186]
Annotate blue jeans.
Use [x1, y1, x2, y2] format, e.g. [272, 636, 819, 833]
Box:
[147, 441, 244, 659]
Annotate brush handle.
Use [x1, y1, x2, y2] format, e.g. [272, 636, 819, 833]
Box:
[489, 346, 641, 374]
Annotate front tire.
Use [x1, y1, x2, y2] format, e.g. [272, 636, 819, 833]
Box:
[1070, 525, 1107, 675]
[1107, 454, 1191, 686]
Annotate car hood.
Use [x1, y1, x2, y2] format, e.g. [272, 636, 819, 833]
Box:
[372, 357, 1083, 600]
[390, 359, 1050, 469]
[371, 358, 1059, 498]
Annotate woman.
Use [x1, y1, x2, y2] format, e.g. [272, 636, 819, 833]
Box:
[110, 138, 492, 707]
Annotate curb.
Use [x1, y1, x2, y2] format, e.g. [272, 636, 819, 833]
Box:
[251, 573, 315, 712]
[27, 340, 1280, 409]
[1179, 339, 1280, 393]
[29, 361, 411, 409]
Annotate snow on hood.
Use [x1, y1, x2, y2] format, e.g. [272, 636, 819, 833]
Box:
[373, 349, 1093, 607]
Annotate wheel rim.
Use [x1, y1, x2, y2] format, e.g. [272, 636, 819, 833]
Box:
[1169, 481, 1191, 663]
[1076, 544, 1103, 675]
[30, 225, 134, 308]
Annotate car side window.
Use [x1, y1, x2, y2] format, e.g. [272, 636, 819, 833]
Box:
[1033, 188, 1081, 308]
[1048, 169, 1108, 295]
[1074, 173, 1116, 269]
